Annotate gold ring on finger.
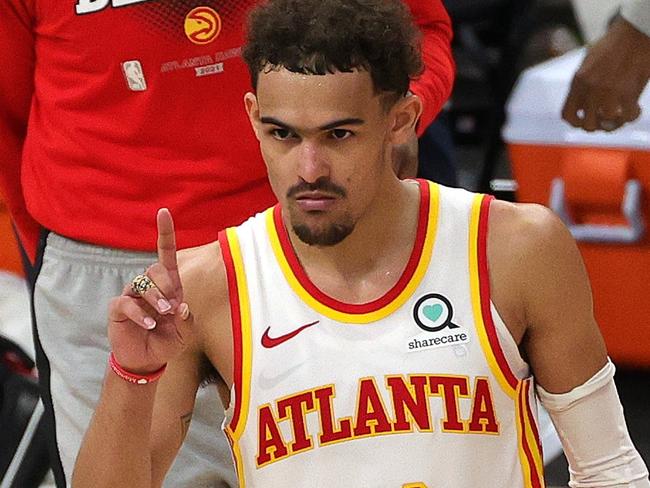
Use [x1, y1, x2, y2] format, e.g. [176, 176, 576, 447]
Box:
[131, 274, 156, 296]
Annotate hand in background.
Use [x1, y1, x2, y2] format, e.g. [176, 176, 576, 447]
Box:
[562, 17, 650, 132]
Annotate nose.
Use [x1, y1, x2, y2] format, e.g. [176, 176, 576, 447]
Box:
[297, 141, 330, 183]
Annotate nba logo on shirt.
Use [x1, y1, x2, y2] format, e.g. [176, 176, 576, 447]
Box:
[121, 60, 147, 91]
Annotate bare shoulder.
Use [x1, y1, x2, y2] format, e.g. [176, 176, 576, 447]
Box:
[488, 199, 576, 258]
[177, 241, 226, 293]
[487, 200, 590, 344]
[177, 241, 229, 318]
[488, 200, 607, 391]
[177, 240, 234, 386]
[488, 199, 584, 290]
[488, 198, 590, 291]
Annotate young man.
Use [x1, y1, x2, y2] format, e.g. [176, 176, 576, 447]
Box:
[74, 0, 649, 486]
[0, 0, 452, 485]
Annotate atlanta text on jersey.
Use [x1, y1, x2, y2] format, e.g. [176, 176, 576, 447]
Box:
[256, 374, 499, 467]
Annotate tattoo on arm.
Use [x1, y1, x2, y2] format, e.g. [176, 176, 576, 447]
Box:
[178, 412, 193, 447]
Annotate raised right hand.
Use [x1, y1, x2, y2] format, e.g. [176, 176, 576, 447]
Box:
[108, 208, 193, 374]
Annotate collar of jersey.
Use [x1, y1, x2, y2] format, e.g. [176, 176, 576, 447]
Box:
[265, 179, 439, 324]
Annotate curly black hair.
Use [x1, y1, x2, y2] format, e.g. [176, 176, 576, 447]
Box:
[242, 0, 423, 99]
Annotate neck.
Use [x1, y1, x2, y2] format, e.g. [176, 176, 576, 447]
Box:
[283, 178, 423, 302]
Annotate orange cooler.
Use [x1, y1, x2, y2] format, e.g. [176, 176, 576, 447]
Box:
[503, 49, 650, 367]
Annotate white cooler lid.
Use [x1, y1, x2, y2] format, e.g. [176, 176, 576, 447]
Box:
[503, 48, 650, 150]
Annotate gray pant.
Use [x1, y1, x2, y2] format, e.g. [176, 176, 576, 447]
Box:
[33, 233, 236, 487]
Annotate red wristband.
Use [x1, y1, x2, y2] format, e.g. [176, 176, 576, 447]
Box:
[109, 352, 167, 385]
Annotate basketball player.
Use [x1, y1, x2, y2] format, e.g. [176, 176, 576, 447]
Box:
[74, 0, 649, 486]
[0, 0, 452, 486]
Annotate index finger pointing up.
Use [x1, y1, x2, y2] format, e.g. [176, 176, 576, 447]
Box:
[157, 208, 178, 272]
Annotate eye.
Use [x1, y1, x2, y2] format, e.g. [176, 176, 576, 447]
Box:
[330, 129, 353, 140]
[270, 128, 296, 140]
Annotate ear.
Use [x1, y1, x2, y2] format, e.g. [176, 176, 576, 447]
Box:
[388, 94, 423, 145]
[244, 92, 261, 141]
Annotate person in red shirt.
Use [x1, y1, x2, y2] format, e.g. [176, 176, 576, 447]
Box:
[72, 0, 649, 486]
[0, 0, 453, 486]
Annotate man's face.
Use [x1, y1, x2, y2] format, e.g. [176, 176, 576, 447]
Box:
[246, 68, 397, 247]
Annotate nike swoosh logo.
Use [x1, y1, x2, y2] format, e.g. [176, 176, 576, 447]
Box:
[261, 321, 319, 348]
[258, 361, 307, 389]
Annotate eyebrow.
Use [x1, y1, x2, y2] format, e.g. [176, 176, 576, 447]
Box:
[260, 116, 365, 132]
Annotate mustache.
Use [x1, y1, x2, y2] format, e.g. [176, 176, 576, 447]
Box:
[287, 178, 347, 199]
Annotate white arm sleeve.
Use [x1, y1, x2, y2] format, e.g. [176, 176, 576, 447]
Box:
[537, 360, 650, 488]
[620, 0, 650, 37]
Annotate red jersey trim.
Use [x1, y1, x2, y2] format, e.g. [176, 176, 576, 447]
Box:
[219, 227, 253, 486]
[477, 195, 520, 391]
[517, 380, 545, 488]
[219, 229, 243, 433]
[271, 179, 431, 315]
[524, 381, 544, 457]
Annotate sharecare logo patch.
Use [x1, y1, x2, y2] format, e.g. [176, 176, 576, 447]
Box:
[184, 6, 221, 45]
[408, 293, 469, 353]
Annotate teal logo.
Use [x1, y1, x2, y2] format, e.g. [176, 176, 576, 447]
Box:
[423, 303, 444, 322]
[413, 294, 460, 332]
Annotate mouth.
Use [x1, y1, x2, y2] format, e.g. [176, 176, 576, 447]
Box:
[294, 192, 337, 212]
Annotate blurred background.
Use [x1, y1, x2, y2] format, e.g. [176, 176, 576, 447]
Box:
[1, 0, 649, 486]
[420, 0, 650, 485]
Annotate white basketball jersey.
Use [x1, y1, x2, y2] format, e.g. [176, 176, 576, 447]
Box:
[220, 180, 545, 488]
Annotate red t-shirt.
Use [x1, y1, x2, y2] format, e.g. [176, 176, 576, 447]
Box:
[0, 0, 453, 261]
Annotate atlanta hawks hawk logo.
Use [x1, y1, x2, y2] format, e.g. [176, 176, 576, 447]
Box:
[184, 6, 222, 45]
